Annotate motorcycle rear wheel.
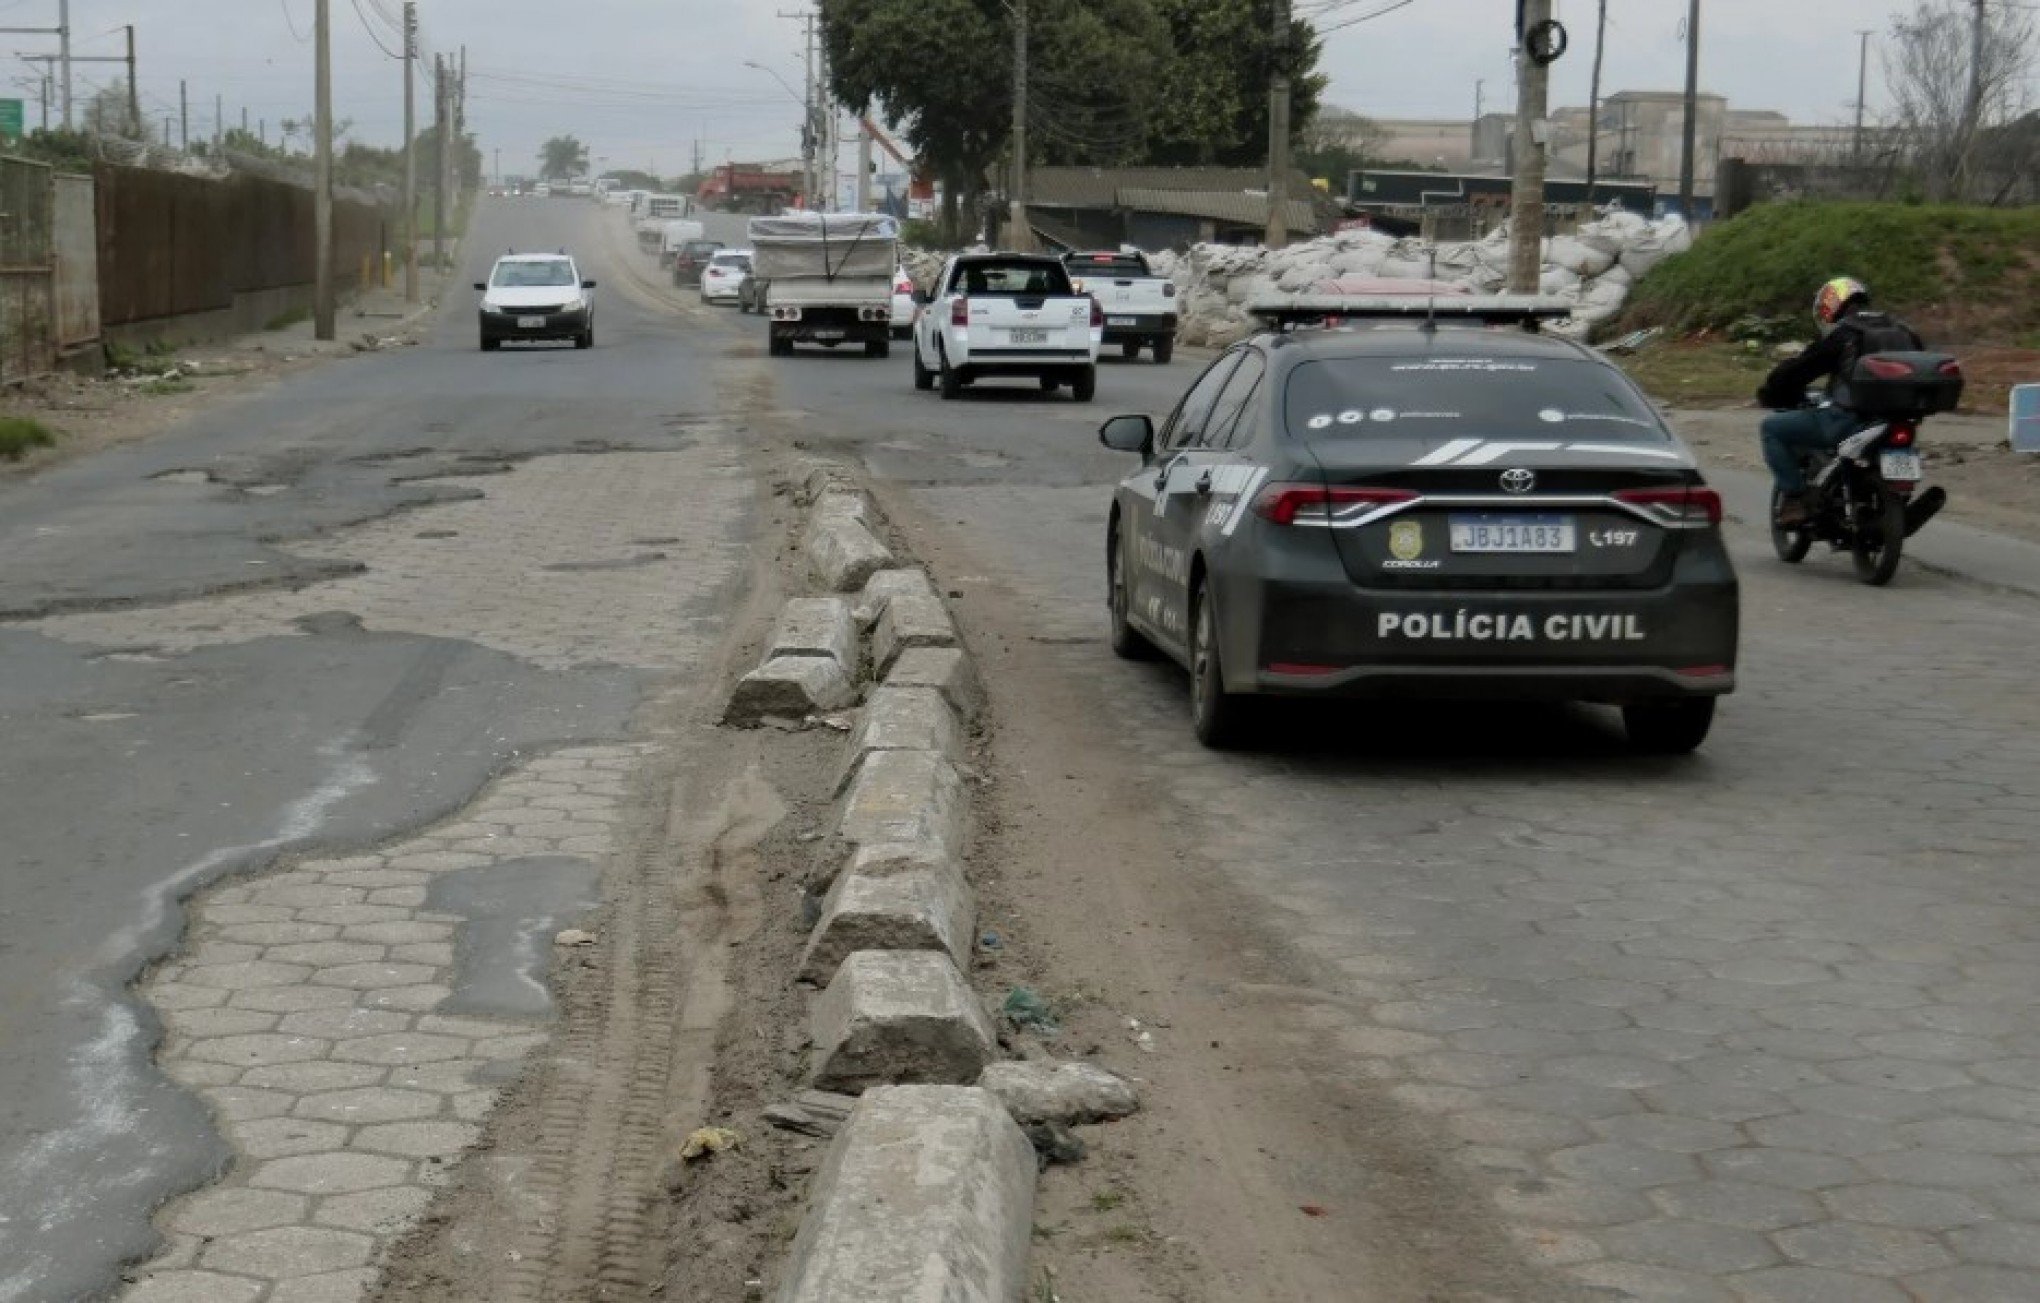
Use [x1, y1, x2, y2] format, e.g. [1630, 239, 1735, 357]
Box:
[1851, 484, 1908, 586]
[1769, 488, 1814, 564]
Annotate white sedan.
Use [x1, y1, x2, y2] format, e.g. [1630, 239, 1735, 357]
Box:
[700, 250, 752, 305]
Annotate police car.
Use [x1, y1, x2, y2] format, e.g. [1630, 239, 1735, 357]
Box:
[1099, 295, 1739, 752]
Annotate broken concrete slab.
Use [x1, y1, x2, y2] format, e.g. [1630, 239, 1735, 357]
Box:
[853, 568, 937, 628]
[978, 1060, 1141, 1125]
[806, 517, 893, 594]
[724, 656, 858, 727]
[776, 1085, 1035, 1303]
[871, 594, 958, 677]
[799, 856, 975, 984]
[833, 686, 961, 795]
[768, 597, 858, 675]
[806, 840, 950, 897]
[809, 951, 997, 1093]
[763, 1090, 857, 1139]
[884, 646, 984, 724]
[837, 750, 966, 859]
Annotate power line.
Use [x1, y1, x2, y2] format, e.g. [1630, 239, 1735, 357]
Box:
[347, 0, 402, 59]
[279, 0, 310, 43]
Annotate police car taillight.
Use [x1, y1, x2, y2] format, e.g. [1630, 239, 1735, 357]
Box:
[1614, 486, 1723, 526]
[1089, 296, 1104, 329]
[951, 296, 969, 327]
[1251, 484, 1417, 526]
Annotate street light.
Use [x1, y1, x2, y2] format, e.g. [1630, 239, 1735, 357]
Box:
[743, 60, 804, 108]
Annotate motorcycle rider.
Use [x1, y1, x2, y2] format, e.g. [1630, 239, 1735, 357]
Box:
[1758, 277, 1924, 527]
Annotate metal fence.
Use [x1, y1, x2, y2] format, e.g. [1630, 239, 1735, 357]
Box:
[0, 155, 56, 382]
[52, 172, 99, 350]
[94, 163, 387, 329]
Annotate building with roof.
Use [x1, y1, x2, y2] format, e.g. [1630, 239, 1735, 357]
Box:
[1023, 166, 1322, 250]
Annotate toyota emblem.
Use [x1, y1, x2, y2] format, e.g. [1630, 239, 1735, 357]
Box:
[1500, 468, 1537, 494]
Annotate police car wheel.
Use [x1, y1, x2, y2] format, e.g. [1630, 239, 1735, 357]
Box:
[1107, 523, 1160, 661]
[1189, 584, 1249, 748]
[1623, 698, 1716, 755]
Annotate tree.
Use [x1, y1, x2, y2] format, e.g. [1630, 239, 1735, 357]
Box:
[1884, 0, 2036, 201]
[1294, 105, 1388, 187]
[1026, 0, 1171, 167]
[538, 135, 590, 181]
[823, 0, 1012, 242]
[1144, 0, 1324, 167]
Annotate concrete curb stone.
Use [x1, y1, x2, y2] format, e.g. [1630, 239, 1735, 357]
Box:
[884, 646, 985, 724]
[768, 597, 859, 676]
[837, 749, 966, 860]
[775, 1086, 1035, 1303]
[871, 594, 958, 676]
[798, 857, 976, 985]
[832, 686, 962, 796]
[853, 567, 937, 628]
[806, 517, 893, 594]
[809, 951, 999, 1093]
[724, 655, 859, 727]
[812, 488, 874, 529]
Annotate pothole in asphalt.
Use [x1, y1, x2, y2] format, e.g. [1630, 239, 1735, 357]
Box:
[542, 553, 667, 573]
[416, 529, 460, 540]
[240, 483, 289, 497]
[69, 708, 139, 721]
[150, 469, 216, 485]
[632, 537, 681, 547]
[425, 855, 603, 1018]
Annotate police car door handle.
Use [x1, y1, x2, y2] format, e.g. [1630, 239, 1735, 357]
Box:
[1194, 469, 1214, 496]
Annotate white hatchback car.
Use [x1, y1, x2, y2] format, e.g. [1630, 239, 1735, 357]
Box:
[700, 249, 752, 305]
[475, 252, 595, 350]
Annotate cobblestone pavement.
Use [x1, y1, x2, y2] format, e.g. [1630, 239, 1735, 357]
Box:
[45, 444, 752, 1302]
[918, 482, 2040, 1303]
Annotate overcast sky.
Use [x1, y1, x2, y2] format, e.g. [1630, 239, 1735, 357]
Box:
[2, 1, 2012, 178]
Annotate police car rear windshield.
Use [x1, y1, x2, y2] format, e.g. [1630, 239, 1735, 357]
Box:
[1284, 356, 1671, 443]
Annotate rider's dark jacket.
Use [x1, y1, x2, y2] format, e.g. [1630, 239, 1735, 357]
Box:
[1758, 308, 1924, 411]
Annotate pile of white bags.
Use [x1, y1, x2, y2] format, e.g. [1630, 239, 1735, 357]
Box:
[1159, 209, 1693, 346]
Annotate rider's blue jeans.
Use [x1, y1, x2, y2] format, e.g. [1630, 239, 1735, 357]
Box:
[1761, 406, 1861, 495]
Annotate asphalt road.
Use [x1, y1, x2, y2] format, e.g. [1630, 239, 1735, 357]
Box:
[0, 199, 756, 1302]
[742, 305, 2040, 1299]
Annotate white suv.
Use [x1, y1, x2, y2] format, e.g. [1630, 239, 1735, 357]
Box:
[475, 253, 596, 351]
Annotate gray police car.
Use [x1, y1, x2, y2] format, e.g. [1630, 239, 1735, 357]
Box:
[1099, 295, 1739, 752]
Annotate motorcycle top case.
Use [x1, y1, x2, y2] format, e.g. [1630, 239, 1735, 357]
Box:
[1847, 351, 1965, 418]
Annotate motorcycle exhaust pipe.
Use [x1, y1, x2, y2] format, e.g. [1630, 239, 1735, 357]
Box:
[1904, 485, 1947, 538]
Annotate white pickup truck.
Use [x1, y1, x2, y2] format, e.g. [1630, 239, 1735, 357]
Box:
[912, 253, 1102, 401]
[1063, 249, 1176, 364]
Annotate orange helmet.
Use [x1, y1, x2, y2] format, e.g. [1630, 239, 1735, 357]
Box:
[1814, 277, 1871, 331]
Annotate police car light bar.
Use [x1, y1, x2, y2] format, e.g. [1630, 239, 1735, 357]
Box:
[1248, 294, 1575, 330]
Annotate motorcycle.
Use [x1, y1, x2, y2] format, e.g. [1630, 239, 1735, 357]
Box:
[1770, 353, 1963, 587]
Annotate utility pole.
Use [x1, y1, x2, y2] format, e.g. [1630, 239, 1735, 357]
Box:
[856, 121, 873, 213]
[1853, 29, 1872, 163]
[1473, 79, 1484, 160]
[1263, 0, 1292, 249]
[1585, 0, 1607, 205]
[800, 10, 817, 207]
[1508, 0, 1552, 293]
[314, 0, 336, 341]
[57, 0, 68, 127]
[1960, 0, 1986, 196]
[124, 25, 138, 136]
[1678, 0, 1701, 220]
[215, 93, 222, 150]
[432, 54, 446, 271]
[1008, 0, 1033, 249]
[402, 0, 417, 303]
[179, 79, 188, 150]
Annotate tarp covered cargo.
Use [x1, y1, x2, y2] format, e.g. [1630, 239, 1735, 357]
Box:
[748, 211, 899, 281]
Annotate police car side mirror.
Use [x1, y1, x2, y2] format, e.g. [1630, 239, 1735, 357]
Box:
[1099, 414, 1154, 456]
[582, 279, 597, 289]
[472, 282, 486, 291]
